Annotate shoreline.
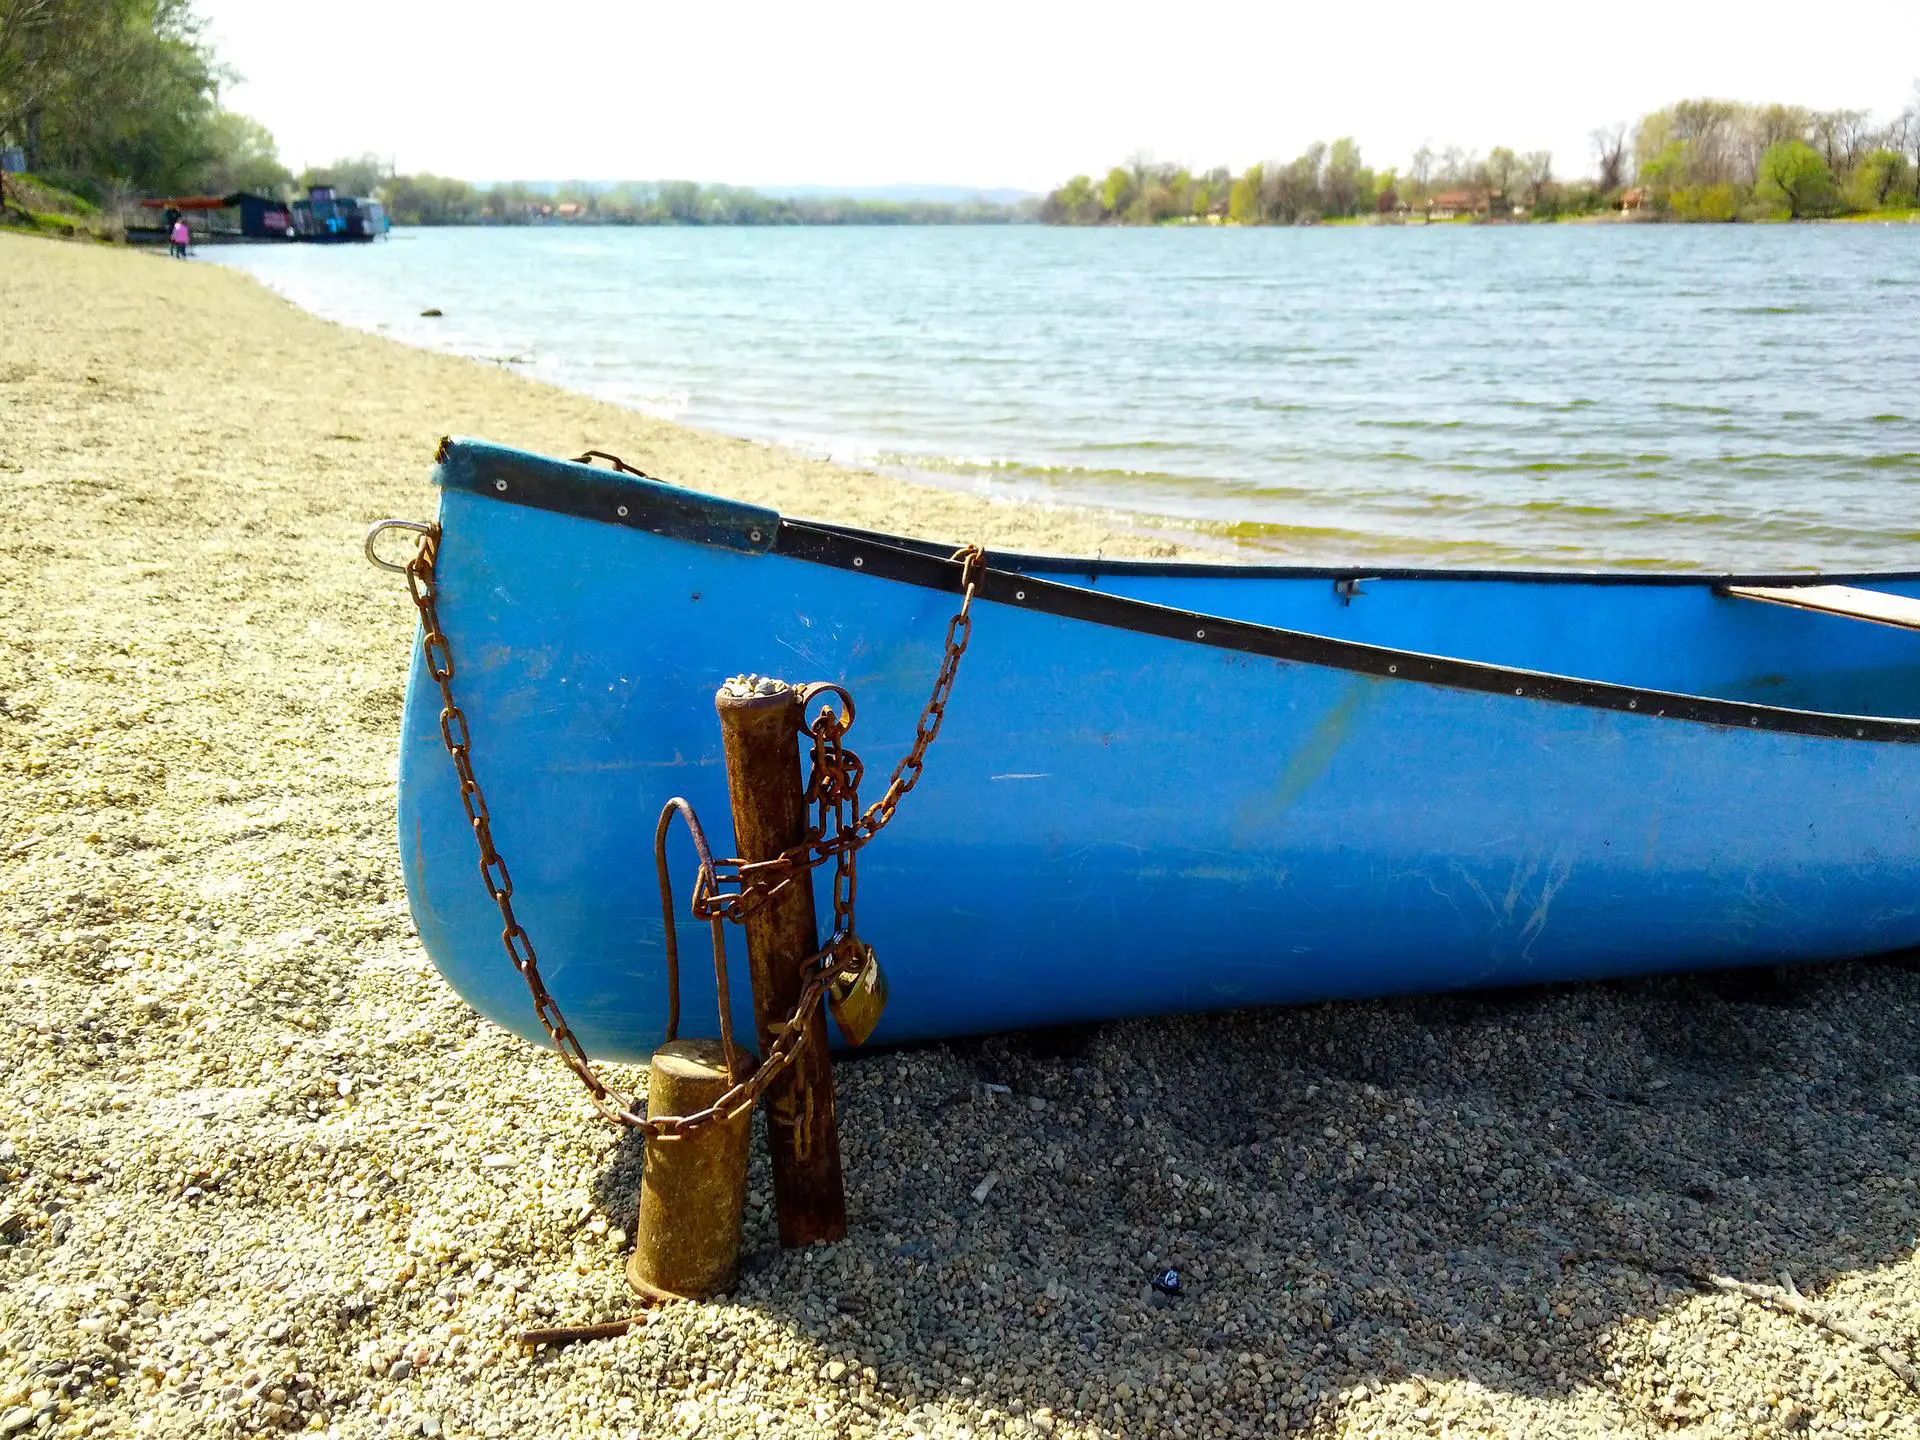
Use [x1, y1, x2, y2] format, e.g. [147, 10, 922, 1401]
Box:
[7, 230, 1920, 1440]
[187, 240, 1212, 564]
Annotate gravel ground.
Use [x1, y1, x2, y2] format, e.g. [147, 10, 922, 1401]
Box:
[4, 234, 1920, 1440]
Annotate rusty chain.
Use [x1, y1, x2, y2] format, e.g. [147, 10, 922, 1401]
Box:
[402, 521, 983, 1140]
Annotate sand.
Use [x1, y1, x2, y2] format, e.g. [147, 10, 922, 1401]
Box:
[4, 231, 1920, 1440]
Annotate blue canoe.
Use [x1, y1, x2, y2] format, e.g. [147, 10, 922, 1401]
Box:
[389, 439, 1920, 1061]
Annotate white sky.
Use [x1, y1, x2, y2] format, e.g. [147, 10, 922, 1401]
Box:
[197, 0, 1920, 191]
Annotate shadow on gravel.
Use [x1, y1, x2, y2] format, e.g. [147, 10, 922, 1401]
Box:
[589, 955, 1920, 1434]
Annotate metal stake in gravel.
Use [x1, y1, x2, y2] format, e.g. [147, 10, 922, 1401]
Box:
[373, 499, 983, 1296]
[629, 1038, 755, 1299]
[715, 676, 848, 1247]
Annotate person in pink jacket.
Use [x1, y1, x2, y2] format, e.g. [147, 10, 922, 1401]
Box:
[169, 218, 190, 258]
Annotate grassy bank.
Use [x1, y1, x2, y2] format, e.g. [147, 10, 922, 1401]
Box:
[0, 174, 120, 242]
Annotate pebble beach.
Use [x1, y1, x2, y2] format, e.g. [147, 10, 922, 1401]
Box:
[5, 232, 1920, 1440]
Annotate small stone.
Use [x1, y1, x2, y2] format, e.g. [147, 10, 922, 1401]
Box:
[387, 1360, 413, 1382]
[826, 1361, 848, 1383]
[2, 1408, 33, 1437]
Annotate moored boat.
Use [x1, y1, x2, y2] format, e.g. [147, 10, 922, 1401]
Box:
[382, 439, 1920, 1061]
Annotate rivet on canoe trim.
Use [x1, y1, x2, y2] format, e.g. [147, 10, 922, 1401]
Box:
[1196, 628, 1206, 638]
[749, 529, 763, 543]
[853, 557, 864, 567]
[494, 479, 508, 492]
[617, 505, 629, 517]
[1015, 590, 1026, 600]
[1628, 699, 1637, 709]
[1387, 664, 1397, 674]
[1514, 687, 1524, 696]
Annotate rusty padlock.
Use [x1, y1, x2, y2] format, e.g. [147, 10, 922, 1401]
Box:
[828, 940, 889, 1046]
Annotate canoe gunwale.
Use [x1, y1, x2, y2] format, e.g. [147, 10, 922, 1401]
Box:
[434, 438, 1920, 746]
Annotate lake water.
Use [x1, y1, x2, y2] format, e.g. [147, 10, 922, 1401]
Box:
[211, 224, 1920, 570]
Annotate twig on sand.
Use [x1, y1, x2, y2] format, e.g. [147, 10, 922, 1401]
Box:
[1564, 1251, 1920, 1394]
[1699, 1273, 1920, 1395]
[517, 1317, 646, 1348]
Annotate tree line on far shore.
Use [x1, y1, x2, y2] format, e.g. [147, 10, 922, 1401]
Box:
[326, 163, 1024, 227]
[5, 7, 1917, 231]
[0, 2, 1019, 225]
[1043, 93, 1920, 226]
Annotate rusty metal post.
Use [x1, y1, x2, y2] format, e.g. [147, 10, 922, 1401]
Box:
[628, 1038, 754, 1300]
[714, 675, 847, 1247]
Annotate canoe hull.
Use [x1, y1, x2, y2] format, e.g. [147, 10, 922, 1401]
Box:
[396, 444, 1920, 1061]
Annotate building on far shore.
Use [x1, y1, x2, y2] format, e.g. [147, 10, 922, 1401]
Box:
[1426, 190, 1486, 220]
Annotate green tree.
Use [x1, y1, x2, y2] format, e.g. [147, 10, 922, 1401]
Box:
[3, 0, 227, 192]
[1844, 148, 1913, 211]
[1322, 136, 1365, 216]
[297, 153, 385, 197]
[1098, 165, 1134, 218]
[378, 171, 479, 225]
[1670, 182, 1737, 221]
[1756, 140, 1835, 218]
[1746, 104, 1810, 179]
[200, 107, 287, 194]
[1373, 167, 1401, 213]
[1040, 173, 1097, 223]
[1484, 145, 1520, 206]
[1228, 164, 1263, 223]
[656, 179, 699, 222]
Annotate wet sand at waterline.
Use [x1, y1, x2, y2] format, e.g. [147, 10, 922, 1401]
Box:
[5, 231, 1920, 1440]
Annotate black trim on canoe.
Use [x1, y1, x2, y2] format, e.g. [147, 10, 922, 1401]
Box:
[795, 513, 1920, 588]
[775, 521, 1920, 744]
[436, 436, 780, 555]
[433, 439, 1920, 745]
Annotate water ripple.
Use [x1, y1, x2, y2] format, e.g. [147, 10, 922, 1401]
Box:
[212, 225, 1920, 570]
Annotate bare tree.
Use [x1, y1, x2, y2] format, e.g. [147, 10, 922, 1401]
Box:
[1521, 150, 1553, 206]
[1742, 104, 1811, 184]
[1809, 108, 1872, 174]
[1667, 98, 1743, 185]
[1408, 143, 1434, 200]
[1485, 146, 1521, 203]
[1591, 123, 1627, 190]
[1903, 80, 1920, 173]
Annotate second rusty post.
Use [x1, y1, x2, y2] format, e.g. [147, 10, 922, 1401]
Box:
[714, 675, 847, 1246]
